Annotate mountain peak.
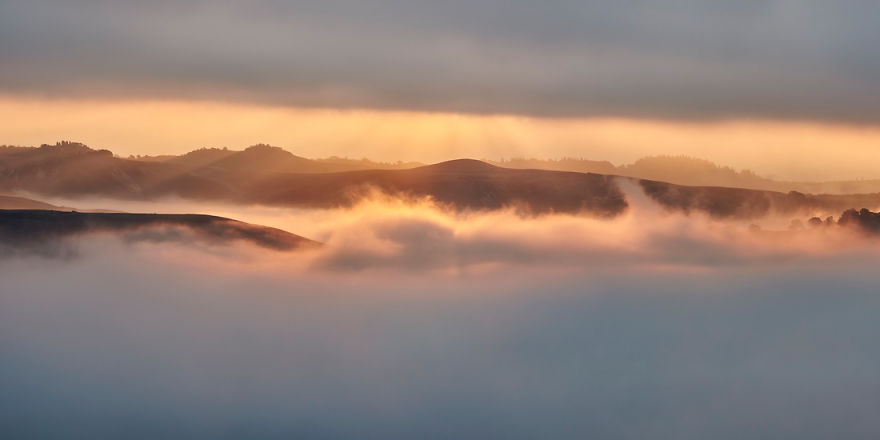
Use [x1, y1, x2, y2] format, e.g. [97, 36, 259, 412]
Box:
[244, 143, 290, 154]
[422, 159, 498, 173]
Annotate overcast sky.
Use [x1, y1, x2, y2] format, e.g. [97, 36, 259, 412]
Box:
[1, 0, 878, 123]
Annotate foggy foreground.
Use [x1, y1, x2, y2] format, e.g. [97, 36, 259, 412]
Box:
[2, 198, 880, 439]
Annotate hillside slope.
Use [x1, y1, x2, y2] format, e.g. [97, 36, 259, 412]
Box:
[4, 143, 880, 219]
[0, 210, 319, 253]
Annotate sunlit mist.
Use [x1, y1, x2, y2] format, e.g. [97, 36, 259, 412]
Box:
[4, 97, 880, 181]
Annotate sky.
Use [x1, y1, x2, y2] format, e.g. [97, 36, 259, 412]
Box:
[1, 0, 879, 180]
[5, 3, 880, 435]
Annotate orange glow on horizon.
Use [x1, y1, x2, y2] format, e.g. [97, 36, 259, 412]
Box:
[2, 96, 880, 181]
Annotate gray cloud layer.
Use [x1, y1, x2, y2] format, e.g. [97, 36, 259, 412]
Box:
[1, 0, 878, 122]
[4, 196, 880, 437]
[3, 236, 880, 438]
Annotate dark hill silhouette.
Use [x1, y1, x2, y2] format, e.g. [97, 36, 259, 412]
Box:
[214, 160, 880, 218]
[204, 144, 423, 174]
[492, 155, 880, 195]
[638, 180, 880, 219]
[0, 209, 318, 254]
[137, 144, 421, 174]
[0, 141, 426, 199]
[0, 195, 64, 210]
[488, 158, 618, 175]
[243, 160, 628, 215]
[4, 142, 880, 218]
[0, 141, 171, 198]
[12, 143, 880, 196]
[0, 194, 121, 212]
[167, 147, 237, 168]
[208, 144, 315, 176]
[490, 156, 759, 188]
[625, 156, 762, 188]
[421, 158, 500, 173]
[624, 156, 880, 194]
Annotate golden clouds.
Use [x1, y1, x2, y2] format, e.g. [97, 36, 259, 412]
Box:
[2, 96, 880, 181]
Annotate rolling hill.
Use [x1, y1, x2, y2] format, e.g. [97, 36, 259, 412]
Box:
[0, 195, 66, 210]
[491, 155, 880, 195]
[4, 142, 880, 219]
[0, 209, 319, 254]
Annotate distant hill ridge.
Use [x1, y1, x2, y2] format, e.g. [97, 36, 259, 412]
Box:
[7, 141, 880, 195]
[490, 155, 880, 195]
[0, 208, 319, 255]
[3, 141, 880, 219]
[133, 143, 421, 174]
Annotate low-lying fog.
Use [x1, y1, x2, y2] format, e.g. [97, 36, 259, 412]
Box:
[2, 194, 880, 439]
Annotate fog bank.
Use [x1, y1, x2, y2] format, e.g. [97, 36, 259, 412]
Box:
[2, 199, 880, 438]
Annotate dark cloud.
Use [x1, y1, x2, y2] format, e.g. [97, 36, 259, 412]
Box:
[1, 0, 878, 122]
